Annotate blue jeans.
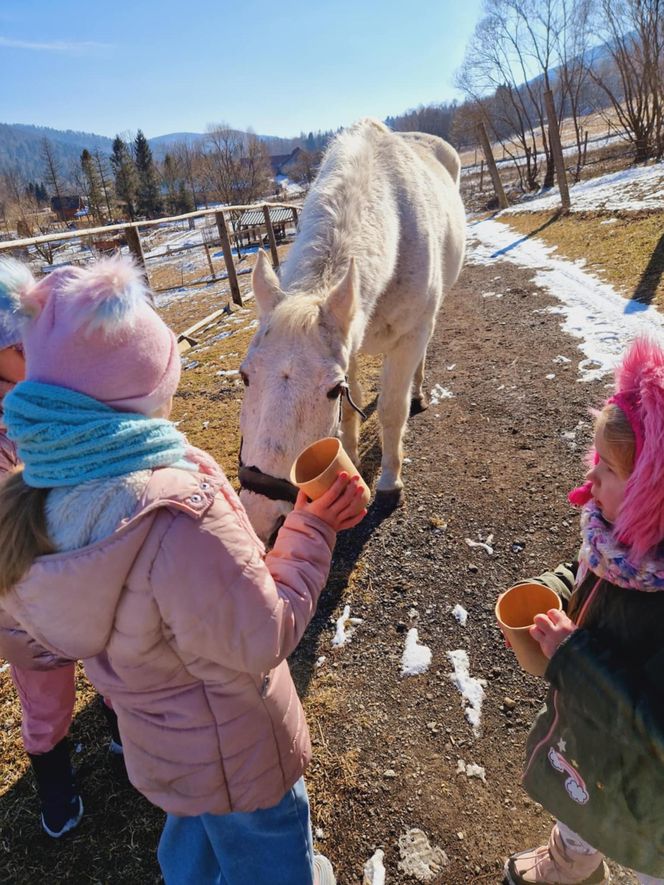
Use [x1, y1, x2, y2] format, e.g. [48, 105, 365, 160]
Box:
[157, 777, 314, 885]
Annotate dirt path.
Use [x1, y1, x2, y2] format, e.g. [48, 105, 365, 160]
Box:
[0, 250, 643, 884]
[293, 255, 639, 884]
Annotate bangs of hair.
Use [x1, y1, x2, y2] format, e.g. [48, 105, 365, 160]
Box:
[596, 404, 635, 480]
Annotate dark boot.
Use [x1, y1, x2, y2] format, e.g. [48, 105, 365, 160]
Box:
[28, 737, 83, 838]
[99, 697, 123, 755]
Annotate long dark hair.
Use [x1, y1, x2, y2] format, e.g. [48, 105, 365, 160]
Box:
[0, 469, 53, 593]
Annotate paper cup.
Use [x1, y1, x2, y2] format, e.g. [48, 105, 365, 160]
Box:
[495, 582, 563, 677]
[290, 437, 371, 510]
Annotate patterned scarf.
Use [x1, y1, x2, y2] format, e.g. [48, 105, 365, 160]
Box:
[578, 503, 664, 592]
[3, 380, 190, 488]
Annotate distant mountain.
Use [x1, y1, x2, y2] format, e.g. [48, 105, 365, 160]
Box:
[0, 121, 305, 185]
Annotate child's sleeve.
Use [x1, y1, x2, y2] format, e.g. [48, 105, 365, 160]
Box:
[150, 498, 336, 675]
[518, 559, 578, 609]
[0, 606, 74, 670]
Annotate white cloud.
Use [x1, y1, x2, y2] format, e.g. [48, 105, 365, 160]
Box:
[0, 36, 110, 53]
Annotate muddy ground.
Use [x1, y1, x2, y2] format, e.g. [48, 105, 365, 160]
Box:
[0, 241, 645, 884]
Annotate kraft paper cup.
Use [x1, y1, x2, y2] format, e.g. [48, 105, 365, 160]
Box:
[290, 437, 371, 511]
[495, 582, 563, 677]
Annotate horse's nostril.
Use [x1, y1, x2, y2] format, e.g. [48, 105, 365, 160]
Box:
[267, 515, 286, 549]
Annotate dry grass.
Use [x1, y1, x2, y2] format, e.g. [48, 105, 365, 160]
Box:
[496, 210, 664, 310]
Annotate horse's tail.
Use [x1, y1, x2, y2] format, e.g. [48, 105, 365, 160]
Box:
[396, 131, 461, 188]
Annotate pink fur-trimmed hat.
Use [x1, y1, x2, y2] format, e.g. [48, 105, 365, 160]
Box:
[612, 336, 664, 557]
[0, 255, 180, 415]
[570, 335, 664, 557]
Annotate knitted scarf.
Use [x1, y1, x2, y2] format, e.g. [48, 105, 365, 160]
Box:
[578, 503, 664, 592]
[3, 380, 190, 487]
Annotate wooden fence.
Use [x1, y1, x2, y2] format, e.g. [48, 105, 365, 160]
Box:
[0, 201, 301, 307]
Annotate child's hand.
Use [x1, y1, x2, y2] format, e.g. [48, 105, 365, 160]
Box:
[294, 472, 367, 532]
[529, 609, 577, 659]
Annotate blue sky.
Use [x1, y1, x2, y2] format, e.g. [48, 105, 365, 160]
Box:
[0, 1, 483, 139]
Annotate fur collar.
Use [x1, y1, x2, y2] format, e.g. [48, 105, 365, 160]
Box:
[578, 504, 664, 592]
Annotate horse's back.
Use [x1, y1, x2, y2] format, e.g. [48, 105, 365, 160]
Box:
[395, 131, 461, 187]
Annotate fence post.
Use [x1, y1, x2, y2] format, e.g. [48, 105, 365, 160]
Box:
[582, 130, 589, 166]
[215, 211, 243, 306]
[125, 226, 146, 270]
[203, 241, 217, 280]
[476, 121, 508, 209]
[544, 90, 570, 210]
[262, 205, 280, 268]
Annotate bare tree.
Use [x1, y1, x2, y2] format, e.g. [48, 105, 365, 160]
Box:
[457, 0, 593, 190]
[589, 0, 664, 161]
[40, 138, 67, 222]
[1, 166, 62, 264]
[205, 124, 272, 205]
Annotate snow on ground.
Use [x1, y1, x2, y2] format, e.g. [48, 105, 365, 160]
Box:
[331, 604, 363, 647]
[400, 628, 432, 677]
[501, 160, 664, 214]
[468, 217, 664, 381]
[363, 849, 386, 885]
[452, 604, 468, 626]
[446, 650, 487, 736]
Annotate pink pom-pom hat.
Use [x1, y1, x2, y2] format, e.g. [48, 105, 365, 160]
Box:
[0, 254, 180, 416]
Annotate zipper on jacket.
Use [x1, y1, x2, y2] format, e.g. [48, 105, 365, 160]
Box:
[260, 675, 271, 697]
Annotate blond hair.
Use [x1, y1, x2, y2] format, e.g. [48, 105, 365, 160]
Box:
[595, 403, 635, 480]
[0, 470, 53, 594]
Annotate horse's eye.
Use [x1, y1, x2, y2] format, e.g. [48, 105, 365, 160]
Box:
[327, 382, 344, 400]
[240, 371, 249, 387]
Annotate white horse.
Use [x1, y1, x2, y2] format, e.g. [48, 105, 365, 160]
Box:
[238, 119, 466, 542]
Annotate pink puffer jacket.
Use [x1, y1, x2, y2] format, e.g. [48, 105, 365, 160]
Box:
[1, 467, 336, 815]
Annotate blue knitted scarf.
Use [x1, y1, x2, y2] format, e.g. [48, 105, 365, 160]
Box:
[3, 380, 190, 488]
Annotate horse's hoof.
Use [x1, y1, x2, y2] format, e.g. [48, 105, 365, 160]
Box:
[373, 487, 403, 514]
[410, 395, 429, 416]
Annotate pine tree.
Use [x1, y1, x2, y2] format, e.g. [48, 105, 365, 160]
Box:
[162, 153, 179, 214]
[176, 180, 194, 213]
[80, 149, 104, 222]
[134, 130, 162, 218]
[110, 136, 139, 220]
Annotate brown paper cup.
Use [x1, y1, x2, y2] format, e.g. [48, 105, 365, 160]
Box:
[495, 582, 563, 677]
[290, 437, 371, 511]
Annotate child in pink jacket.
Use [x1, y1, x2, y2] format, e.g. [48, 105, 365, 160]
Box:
[0, 255, 365, 884]
[0, 292, 83, 838]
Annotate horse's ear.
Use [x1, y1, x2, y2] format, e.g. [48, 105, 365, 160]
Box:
[252, 249, 283, 316]
[325, 259, 357, 337]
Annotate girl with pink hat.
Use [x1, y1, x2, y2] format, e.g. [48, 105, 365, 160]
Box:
[503, 336, 664, 885]
[0, 262, 123, 840]
[0, 255, 364, 883]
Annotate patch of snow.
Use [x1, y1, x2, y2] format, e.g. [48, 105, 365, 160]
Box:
[398, 829, 448, 882]
[456, 759, 487, 782]
[452, 604, 468, 626]
[331, 604, 363, 647]
[430, 383, 454, 404]
[465, 534, 494, 555]
[447, 649, 487, 736]
[467, 218, 664, 382]
[401, 628, 432, 676]
[363, 849, 386, 885]
[553, 355, 571, 364]
[546, 373, 556, 380]
[216, 369, 239, 376]
[315, 656, 326, 668]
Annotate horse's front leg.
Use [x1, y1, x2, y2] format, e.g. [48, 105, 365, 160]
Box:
[377, 330, 430, 493]
[340, 353, 362, 465]
[410, 351, 429, 415]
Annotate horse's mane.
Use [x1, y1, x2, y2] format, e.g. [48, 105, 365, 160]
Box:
[279, 119, 388, 294]
[269, 292, 326, 335]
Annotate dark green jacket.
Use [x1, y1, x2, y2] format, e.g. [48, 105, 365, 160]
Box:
[522, 559, 664, 876]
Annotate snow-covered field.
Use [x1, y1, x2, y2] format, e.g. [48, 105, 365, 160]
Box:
[501, 160, 664, 214]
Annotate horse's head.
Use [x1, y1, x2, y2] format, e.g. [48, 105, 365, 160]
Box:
[239, 250, 358, 543]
